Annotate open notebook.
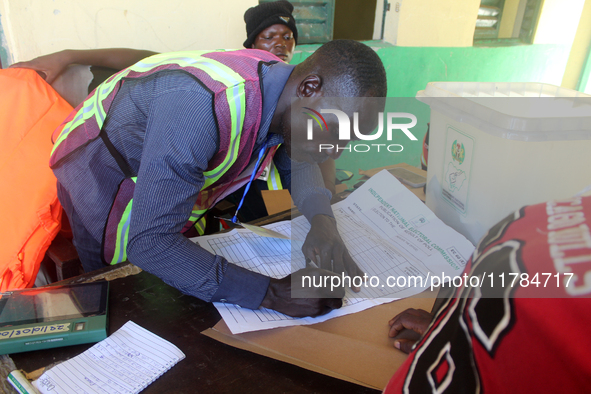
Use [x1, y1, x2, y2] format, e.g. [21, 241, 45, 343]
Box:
[33, 321, 185, 394]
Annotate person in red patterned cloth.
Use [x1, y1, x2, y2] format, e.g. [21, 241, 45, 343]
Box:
[385, 193, 591, 393]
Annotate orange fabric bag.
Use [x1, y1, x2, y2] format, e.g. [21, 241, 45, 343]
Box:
[0, 68, 73, 291]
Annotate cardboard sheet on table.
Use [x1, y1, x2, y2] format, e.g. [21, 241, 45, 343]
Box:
[202, 294, 435, 391]
[261, 189, 294, 215]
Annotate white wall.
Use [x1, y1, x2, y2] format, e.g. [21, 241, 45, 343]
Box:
[534, 0, 585, 45]
[382, 0, 480, 47]
[0, 0, 257, 64]
[561, 0, 591, 89]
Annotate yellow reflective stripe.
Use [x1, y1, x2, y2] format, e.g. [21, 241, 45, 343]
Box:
[51, 69, 132, 156]
[188, 208, 208, 223]
[110, 177, 137, 265]
[266, 161, 283, 190]
[130, 50, 211, 70]
[52, 52, 211, 155]
[194, 217, 206, 236]
[203, 85, 245, 187]
[134, 51, 246, 188]
[53, 50, 247, 186]
[201, 83, 245, 186]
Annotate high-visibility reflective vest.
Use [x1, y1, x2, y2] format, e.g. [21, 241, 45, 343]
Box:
[266, 161, 284, 190]
[0, 68, 73, 290]
[50, 50, 280, 265]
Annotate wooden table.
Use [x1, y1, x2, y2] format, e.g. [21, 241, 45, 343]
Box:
[12, 168, 430, 393]
[11, 265, 380, 394]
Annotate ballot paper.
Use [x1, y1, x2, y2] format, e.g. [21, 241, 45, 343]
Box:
[33, 321, 185, 394]
[194, 170, 475, 334]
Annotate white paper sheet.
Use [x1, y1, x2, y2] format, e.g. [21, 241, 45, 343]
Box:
[194, 170, 475, 334]
[33, 321, 185, 394]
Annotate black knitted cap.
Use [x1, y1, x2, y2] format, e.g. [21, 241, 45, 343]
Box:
[243, 1, 298, 48]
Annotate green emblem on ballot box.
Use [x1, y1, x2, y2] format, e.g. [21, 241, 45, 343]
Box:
[451, 139, 466, 164]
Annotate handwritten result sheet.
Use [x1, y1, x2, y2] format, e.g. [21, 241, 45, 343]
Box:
[194, 170, 475, 334]
[33, 321, 185, 394]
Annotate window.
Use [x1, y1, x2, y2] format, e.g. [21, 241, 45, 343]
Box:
[474, 0, 543, 45]
[474, 0, 504, 40]
[259, 0, 378, 44]
[259, 0, 335, 44]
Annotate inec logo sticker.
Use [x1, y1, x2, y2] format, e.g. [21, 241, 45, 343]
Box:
[442, 127, 474, 216]
[451, 140, 465, 164]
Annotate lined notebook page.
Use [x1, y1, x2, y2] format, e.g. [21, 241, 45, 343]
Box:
[33, 321, 185, 394]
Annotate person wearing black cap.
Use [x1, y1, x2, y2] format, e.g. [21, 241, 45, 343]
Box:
[243, 0, 298, 63]
[234, 2, 337, 221]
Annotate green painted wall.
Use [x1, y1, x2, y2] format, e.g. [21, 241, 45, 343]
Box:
[291, 42, 571, 182]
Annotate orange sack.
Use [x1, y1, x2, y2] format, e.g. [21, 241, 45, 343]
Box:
[0, 68, 73, 291]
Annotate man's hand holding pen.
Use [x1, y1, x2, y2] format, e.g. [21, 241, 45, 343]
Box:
[260, 214, 363, 317]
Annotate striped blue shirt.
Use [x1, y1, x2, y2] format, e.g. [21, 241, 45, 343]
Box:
[53, 61, 332, 309]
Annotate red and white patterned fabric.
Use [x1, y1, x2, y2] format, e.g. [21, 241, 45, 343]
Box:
[385, 195, 591, 393]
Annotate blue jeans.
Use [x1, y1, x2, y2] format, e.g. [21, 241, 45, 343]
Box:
[57, 182, 106, 272]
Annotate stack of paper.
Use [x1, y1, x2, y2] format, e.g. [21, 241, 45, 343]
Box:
[33, 321, 185, 394]
[194, 170, 475, 334]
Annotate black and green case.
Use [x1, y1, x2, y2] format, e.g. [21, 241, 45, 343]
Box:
[0, 281, 109, 355]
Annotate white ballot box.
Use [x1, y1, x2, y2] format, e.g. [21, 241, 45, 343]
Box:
[417, 82, 591, 244]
